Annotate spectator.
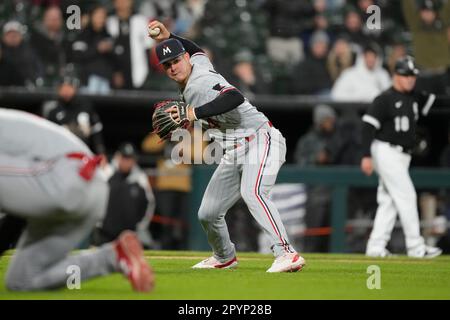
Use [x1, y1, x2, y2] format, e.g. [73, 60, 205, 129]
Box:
[326, 111, 364, 165]
[228, 50, 269, 99]
[327, 35, 356, 81]
[92, 142, 155, 248]
[294, 104, 337, 166]
[172, 0, 207, 37]
[331, 43, 391, 102]
[311, 0, 339, 35]
[292, 31, 333, 95]
[30, 5, 69, 87]
[263, 0, 315, 66]
[45, 74, 106, 156]
[107, 0, 154, 90]
[294, 105, 338, 252]
[402, 0, 450, 94]
[0, 21, 43, 87]
[339, 8, 367, 52]
[72, 5, 115, 94]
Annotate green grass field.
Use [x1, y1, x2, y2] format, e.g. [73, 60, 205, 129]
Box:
[0, 251, 449, 300]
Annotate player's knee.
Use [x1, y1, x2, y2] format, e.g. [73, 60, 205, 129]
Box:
[197, 206, 216, 223]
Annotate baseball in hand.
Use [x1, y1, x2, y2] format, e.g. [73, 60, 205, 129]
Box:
[149, 27, 161, 37]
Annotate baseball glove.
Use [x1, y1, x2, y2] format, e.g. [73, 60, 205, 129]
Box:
[152, 100, 191, 140]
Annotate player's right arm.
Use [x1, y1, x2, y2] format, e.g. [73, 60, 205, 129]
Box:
[148, 20, 203, 55]
[360, 95, 386, 176]
[148, 20, 211, 67]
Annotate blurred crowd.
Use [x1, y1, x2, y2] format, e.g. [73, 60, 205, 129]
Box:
[0, 0, 449, 96]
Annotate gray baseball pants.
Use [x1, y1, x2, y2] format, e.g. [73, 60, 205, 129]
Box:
[0, 154, 119, 291]
[198, 125, 296, 261]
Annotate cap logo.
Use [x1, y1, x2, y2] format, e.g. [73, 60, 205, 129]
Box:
[163, 46, 172, 55]
[408, 59, 414, 70]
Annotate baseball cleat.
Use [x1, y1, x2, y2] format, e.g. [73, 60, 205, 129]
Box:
[192, 256, 238, 269]
[366, 248, 394, 258]
[266, 253, 306, 273]
[408, 245, 442, 259]
[115, 231, 155, 292]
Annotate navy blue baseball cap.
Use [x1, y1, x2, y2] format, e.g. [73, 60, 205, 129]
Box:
[395, 56, 420, 76]
[155, 39, 186, 65]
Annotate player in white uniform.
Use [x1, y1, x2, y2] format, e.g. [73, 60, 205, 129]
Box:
[148, 21, 305, 272]
[360, 56, 442, 258]
[0, 108, 154, 291]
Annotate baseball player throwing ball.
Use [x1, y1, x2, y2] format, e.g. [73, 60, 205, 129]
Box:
[0, 108, 154, 291]
[148, 21, 305, 272]
[361, 56, 442, 258]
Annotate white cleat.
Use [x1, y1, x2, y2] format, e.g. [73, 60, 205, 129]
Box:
[366, 248, 394, 258]
[266, 253, 306, 273]
[408, 246, 442, 259]
[192, 256, 238, 269]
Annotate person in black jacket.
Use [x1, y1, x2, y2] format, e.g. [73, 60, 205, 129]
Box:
[291, 30, 332, 95]
[92, 143, 155, 247]
[46, 75, 106, 157]
[263, 0, 315, 66]
[30, 6, 70, 87]
[0, 21, 43, 87]
[72, 4, 115, 94]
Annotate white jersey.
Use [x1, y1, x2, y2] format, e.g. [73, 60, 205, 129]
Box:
[181, 53, 269, 141]
[0, 108, 92, 159]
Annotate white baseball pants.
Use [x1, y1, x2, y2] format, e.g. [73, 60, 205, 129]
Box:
[367, 140, 425, 254]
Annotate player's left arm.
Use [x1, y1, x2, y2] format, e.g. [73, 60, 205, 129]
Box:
[170, 84, 245, 122]
[190, 86, 245, 120]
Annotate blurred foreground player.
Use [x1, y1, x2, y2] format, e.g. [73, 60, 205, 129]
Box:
[360, 56, 442, 258]
[0, 108, 154, 291]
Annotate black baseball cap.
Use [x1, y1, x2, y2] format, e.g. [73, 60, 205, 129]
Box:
[155, 38, 186, 65]
[395, 56, 420, 76]
[118, 142, 137, 158]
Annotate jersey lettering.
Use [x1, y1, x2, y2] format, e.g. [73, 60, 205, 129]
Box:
[394, 116, 409, 132]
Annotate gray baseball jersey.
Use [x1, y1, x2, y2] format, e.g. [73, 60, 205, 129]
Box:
[180, 55, 296, 260]
[0, 108, 92, 159]
[181, 52, 268, 141]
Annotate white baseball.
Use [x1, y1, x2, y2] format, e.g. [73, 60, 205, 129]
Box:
[149, 27, 161, 37]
